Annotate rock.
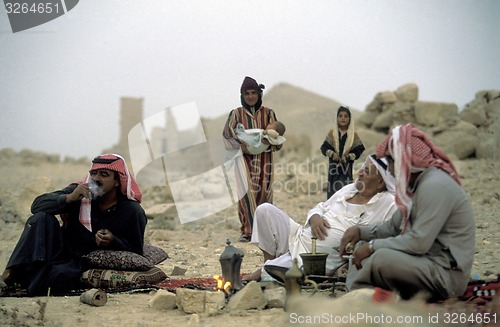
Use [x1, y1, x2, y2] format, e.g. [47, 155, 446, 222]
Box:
[460, 102, 488, 126]
[355, 129, 388, 152]
[414, 102, 458, 127]
[375, 91, 397, 104]
[433, 131, 478, 159]
[145, 203, 178, 230]
[365, 99, 381, 112]
[485, 97, 500, 120]
[188, 314, 200, 325]
[226, 281, 267, 311]
[176, 288, 206, 314]
[395, 83, 419, 102]
[372, 108, 394, 130]
[362, 85, 497, 160]
[392, 102, 416, 125]
[263, 287, 286, 308]
[175, 288, 225, 315]
[475, 133, 495, 159]
[171, 266, 187, 276]
[357, 111, 379, 128]
[447, 120, 478, 135]
[486, 90, 500, 101]
[145, 203, 177, 219]
[149, 289, 177, 310]
[204, 291, 226, 315]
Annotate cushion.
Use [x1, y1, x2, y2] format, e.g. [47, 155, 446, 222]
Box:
[82, 245, 169, 271]
[81, 267, 168, 289]
[143, 244, 169, 265]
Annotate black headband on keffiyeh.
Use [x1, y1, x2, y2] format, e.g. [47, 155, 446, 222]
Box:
[370, 154, 387, 171]
[91, 157, 120, 165]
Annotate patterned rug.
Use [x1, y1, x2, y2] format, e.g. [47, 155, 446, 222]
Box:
[2, 273, 499, 314]
[155, 277, 218, 292]
[0, 276, 237, 296]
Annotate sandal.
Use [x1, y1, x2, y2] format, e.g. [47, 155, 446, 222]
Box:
[239, 234, 251, 242]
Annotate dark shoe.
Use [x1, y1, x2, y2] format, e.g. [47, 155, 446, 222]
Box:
[239, 234, 251, 242]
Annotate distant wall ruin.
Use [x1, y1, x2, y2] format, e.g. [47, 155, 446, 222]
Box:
[103, 97, 144, 166]
[119, 97, 144, 147]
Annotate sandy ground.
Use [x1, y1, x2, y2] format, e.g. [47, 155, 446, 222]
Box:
[0, 156, 499, 326]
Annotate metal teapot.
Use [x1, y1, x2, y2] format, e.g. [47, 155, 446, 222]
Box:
[219, 239, 244, 291]
[284, 258, 318, 311]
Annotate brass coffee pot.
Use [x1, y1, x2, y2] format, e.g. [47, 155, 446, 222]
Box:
[284, 258, 318, 311]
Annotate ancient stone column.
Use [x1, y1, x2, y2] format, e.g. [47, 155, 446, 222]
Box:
[119, 97, 144, 147]
[494, 98, 500, 161]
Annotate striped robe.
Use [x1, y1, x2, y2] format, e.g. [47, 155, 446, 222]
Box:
[222, 106, 281, 237]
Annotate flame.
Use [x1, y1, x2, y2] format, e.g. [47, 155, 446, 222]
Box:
[224, 281, 231, 292]
[213, 275, 231, 293]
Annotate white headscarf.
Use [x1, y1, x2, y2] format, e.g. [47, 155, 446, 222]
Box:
[368, 154, 396, 195]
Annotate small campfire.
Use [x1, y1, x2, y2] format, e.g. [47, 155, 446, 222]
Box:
[213, 275, 231, 294]
[157, 239, 245, 298]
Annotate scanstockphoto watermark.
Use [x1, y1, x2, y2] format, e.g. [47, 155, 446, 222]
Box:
[289, 312, 425, 325]
[3, 0, 79, 33]
[289, 311, 498, 325]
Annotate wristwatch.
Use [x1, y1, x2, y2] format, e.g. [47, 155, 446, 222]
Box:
[368, 240, 375, 253]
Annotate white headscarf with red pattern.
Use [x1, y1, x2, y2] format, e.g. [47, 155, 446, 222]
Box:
[78, 154, 142, 231]
[376, 124, 460, 233]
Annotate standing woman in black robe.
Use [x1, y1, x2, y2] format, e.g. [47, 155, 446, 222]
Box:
[321, 106, 365, 199]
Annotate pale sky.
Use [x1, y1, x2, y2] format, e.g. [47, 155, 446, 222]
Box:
[1, 0, 499, 159]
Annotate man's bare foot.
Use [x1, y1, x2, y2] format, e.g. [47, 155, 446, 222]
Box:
[0, 269, 13, 288]
[242, 268, 262, 281]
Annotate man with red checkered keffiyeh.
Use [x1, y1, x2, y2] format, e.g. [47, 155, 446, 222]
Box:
[339, 124, 475, 301]
[0, 154, 147, 296]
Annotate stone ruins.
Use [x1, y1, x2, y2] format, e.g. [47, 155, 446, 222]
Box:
[357, 83, 499, 160]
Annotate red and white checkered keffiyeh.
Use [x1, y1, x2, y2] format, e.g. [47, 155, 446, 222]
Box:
[375, 124, 460, 233]
[77, 154, 142, 231]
